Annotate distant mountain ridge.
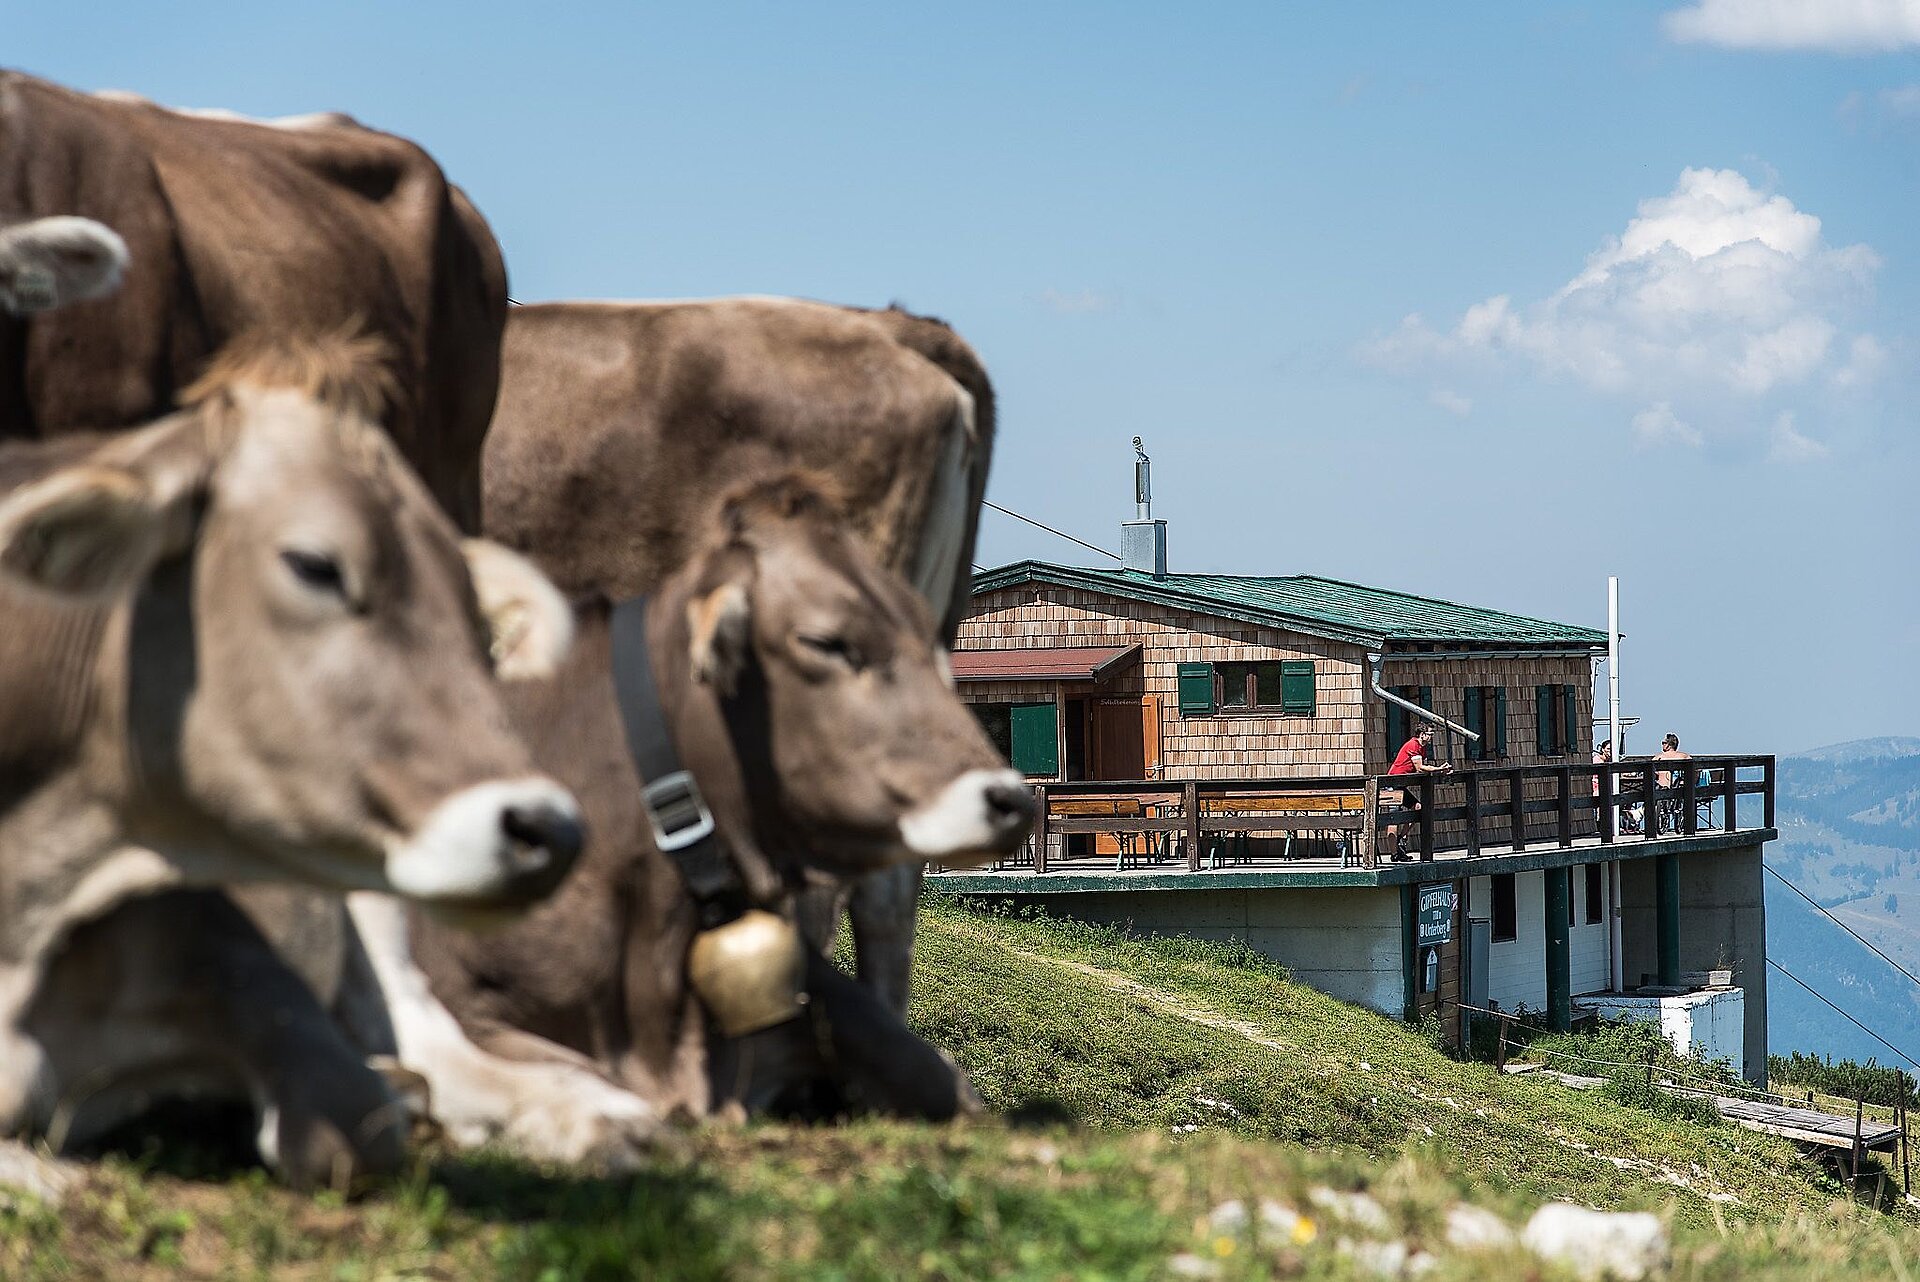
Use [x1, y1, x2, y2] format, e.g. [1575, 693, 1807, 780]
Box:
[1766, 735, 1920, 1066]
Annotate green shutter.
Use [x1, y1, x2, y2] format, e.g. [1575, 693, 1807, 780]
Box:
[1177, 663, 1215, 716]
[1495, 688, 1508, 758]
[1009, 702, 1059, 775]
[1563, 686, 1579, 756]
[1419, 686, 1434, 712]
[1280, 660, 1316, 716]
[1387, 702, 1405, 756]
[1464, 687, 1484, 761]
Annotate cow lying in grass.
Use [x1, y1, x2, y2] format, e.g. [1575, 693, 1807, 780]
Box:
[399, 470, 1032, 1124]
[0, 337, 583, 1188]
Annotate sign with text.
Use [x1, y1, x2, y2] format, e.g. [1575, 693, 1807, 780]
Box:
[1416, 883, 1456, 949]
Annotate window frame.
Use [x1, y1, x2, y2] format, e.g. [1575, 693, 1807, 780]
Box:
[1491, 872, 1518, 944]
[1214, 659, 1317, 717]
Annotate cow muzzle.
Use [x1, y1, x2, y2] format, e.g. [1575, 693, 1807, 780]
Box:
[383, 777, 585, 905]
[897, 767, 1035, 863]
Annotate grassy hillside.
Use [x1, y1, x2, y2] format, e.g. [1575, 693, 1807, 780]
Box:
[5, 895, 1920, 1280]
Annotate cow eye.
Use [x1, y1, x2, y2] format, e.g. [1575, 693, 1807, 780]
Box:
[798, 633, 864, 671]
[281, 548, 346, 596]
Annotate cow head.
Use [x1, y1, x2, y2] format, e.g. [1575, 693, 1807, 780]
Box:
[654, 474, 1033, 881]
[0, 216, 129, 315]
[0, 333, 584, 910]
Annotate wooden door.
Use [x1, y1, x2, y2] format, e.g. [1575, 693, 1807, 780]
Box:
[1091, 698, 1148, 781]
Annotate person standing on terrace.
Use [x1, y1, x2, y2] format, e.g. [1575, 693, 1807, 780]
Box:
[1386, 724, 1452, 860]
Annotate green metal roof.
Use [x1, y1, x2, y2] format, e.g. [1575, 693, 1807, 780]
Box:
[971, 561, 1607, 650]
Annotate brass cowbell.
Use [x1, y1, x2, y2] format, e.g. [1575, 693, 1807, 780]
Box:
[686, 909, 807, 1037]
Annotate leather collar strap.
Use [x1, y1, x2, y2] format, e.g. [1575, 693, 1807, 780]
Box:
[608, 596, 748, 928]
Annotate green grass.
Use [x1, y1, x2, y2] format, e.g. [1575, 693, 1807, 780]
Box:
[4, 893, 1920, 1279]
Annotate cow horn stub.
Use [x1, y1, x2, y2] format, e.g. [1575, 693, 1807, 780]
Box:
[686, 909, 808, 1038]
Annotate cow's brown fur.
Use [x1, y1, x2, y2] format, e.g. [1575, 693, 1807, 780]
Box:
[0, 71, 506, 531]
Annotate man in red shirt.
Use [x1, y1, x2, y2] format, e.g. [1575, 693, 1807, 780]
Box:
[1386, 724, 1452, 859]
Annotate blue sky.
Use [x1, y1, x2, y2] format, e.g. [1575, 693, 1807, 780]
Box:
[14, 1, 1916, 753]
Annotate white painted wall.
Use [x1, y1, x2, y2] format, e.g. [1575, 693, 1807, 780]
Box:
[1575, 989, 1745, 1073]
[1050, 886, 1406, 1016]
[1470, 870, 1546, 1014]
[1570, 863, 1613, 996]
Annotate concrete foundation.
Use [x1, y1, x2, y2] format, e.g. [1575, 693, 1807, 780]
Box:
[1620, 842, 1768, 1081]
[1575, 988, 1746, 1073]
[997, 886, 1406, 1015]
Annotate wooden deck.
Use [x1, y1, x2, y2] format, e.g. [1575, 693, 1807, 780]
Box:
[1699, 1094, 1902, 1152]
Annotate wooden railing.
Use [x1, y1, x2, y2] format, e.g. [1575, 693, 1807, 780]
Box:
[972, 755, 1775, 874]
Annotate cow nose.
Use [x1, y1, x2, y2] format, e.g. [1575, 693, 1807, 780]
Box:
[984, 779, 1037, 832]
[500, 800, 585, 893]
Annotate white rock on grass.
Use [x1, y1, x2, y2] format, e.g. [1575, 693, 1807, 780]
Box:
[1339, 1238, 1437, 1278]
[1206, 1199, 1249, 1235]
[0, 1140, 77, 1206]
[1522, 1203, 1669, 1281]
[1308, 1186, 1391, 1234]
[1166, 1252, 1221, 1279]
[1444, 1203, 1515, 1252]
[1259, 1199, 1315, 1243]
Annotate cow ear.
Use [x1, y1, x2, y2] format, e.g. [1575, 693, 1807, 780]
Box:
[461, 539, 574, 681]
[0, 464, 188, 597]
[686, 580, 751, 697]
[0, 217, 129, 315]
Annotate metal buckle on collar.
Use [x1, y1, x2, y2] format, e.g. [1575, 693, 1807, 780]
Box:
[642, 770, 715, 852]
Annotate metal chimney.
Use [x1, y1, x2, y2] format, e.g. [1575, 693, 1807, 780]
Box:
[1121, 436, 1168, 577]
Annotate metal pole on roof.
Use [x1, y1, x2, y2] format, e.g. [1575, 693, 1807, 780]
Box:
[1607, 576, 1622, 760]
[1132, 436, 1152, 520]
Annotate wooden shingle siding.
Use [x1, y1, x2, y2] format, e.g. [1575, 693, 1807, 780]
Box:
[957, 586, 1595, 791]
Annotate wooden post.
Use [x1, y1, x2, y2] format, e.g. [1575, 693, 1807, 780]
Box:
[1682, 764, 1699, 836]
[1546, 867, 1572, 1031]
[1184, 781, 1201, 873]
[1763, 756, 1776, 829]
[1361, 777, 1381, 869]
[1599, 763, 1616, 845]
[1465, 771, 1482, 859]
[1889, 1074, 1904, 1189]
[1853, 1096, 1866, 1195]
[1556, 766, 1574, 848]
[1032, 784, 1050, 874]
[1509, 769, 1525, 852]
[1419, 774, 1436, 862]
[1495, 1013, 1511, 1070]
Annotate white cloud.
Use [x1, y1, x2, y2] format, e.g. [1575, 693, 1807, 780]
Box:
[1833, 333, 1889, 387]
[1362, 168, 1881, 440]
[1036, 287, 1120, 315]
[1631, 402, 1704, 449]
[1767, 411, 1829, 462]
[1428, 387, 1472, 417]
[1880, 84, 1920, 114]
[1664, 0, 1920, 52]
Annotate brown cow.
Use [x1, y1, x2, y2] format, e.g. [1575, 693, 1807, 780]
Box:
[374, 300, 1014, 1125]
[0, 336, 585, 1186]
[484, 297, 995, 1015]
[0, 71, 506, 531]
[406, 471, 1030, 1121]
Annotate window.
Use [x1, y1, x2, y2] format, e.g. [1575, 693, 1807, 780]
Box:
[1385, 685, 1433, 753]
[1214, 660, 1317, 716]
[1536, 684, 1580, 756]
[973, 701, 1059, 775]
[1584, 863, 1604, 925]
[1464, 686, 1508, 761]
[1491, 873, 1517, 944]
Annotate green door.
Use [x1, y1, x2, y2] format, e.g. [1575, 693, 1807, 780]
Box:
[1009, 702, 1060, 776]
